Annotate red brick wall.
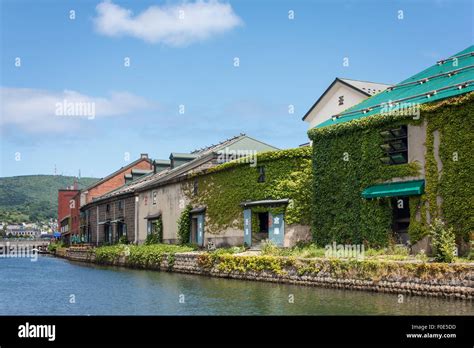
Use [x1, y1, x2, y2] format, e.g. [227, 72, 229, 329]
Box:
[70, 193, 81, 235]
[85, 159, 151, 204]
[58, 190, 80, 224]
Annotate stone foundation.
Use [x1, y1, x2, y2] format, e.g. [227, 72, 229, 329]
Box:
[58, 249, 474, 300]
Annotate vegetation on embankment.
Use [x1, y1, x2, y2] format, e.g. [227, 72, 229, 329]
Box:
[198, 249, 473, 281]
[93, 244, 196, 267]
[260, 241, 471, 263]
[57, 244, 473, 299]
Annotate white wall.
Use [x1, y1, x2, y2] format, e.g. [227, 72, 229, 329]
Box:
[137, 182, 189, 244]
[305, 82, 366, 129]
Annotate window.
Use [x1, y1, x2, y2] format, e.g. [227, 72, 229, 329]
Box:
[117, 222, 127, 238]
[106, 204, 110, 213]
[152, 191, 157, 205]
[117, 200, 123, 210]
[193, 179, 198, 196]
[257, 166, 265, 183]
[338, 95, 344, 106]
[379, 125, 408, 165]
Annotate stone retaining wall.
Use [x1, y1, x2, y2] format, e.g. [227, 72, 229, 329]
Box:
[59, 249, 474, 300]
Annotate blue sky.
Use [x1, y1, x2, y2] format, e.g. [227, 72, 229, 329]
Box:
[1, 0, 473, 178]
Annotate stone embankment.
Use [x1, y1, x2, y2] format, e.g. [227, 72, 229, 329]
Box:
[56, 248, 474, 300]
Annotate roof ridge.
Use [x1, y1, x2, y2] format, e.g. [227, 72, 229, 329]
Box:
[338, 77, 393, 86]
[190, 133, 246, 154]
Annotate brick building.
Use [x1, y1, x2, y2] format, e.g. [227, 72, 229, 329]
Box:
[57, 184, 80, 244]
[57, 154, 153, 244]
[82, 134, 279, 246]
[79, 154, 153, 206]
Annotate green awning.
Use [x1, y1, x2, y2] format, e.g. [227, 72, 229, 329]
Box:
[362, 180, 425, 199]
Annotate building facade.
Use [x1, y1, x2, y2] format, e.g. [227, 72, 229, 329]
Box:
[302, 78, 391, 129]
[79, 134, 279, 246]
[57, 154, 153, 244]
[307, 45, 474, 255]
[137, 146, 312, 248]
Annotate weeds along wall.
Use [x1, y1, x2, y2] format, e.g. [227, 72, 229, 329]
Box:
[307, 93, 473, 248]
[182, 147, 313, 234]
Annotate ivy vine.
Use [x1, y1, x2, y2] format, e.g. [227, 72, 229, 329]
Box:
[183, 147, 312, 234]
[177, 205, 192, 244]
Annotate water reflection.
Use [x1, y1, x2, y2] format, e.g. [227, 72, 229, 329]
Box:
[0, 256, 471, 315]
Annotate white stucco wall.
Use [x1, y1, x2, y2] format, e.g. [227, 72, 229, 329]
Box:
[305, 82, 367, 129]
[137, 182, 189, 244]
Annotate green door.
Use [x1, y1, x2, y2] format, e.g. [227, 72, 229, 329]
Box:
[197, 214, 204, 247]
[269, 213, 284, 247]
[243, 209, 252, 247]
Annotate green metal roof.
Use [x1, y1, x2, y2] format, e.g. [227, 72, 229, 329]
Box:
[170, 153, 198, 159]
[317, 45, 474, 128]
[362, 180, 425, 199]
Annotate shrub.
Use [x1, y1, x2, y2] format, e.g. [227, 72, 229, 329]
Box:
[261, 240, 279, 255]
[47, 241, 65, 253]
[118, 235, 129, 244]
[94, 244, 196, 266]
[429, 219, 456, 263]
[144, 233, 160, 245]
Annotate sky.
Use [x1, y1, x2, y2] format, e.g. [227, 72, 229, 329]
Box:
[1, 0, 473, 178]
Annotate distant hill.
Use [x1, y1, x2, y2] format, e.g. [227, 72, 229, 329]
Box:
[0, 175, 98, 223]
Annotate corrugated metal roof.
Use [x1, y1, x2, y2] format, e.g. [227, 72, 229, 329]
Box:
[316, 45, 474, 128]
[86, 134, 278, 203]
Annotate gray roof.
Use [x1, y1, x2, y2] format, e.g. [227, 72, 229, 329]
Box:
[85, 134, 279, 204]
[240, 199, 290, 207]
[154, 159, 171, 165]
[131, 169, 153, 175]
[170, 153, 198, 159]
[82, 156, 152, 192]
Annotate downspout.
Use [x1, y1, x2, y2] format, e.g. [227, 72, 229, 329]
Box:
[134, 195, 139, 244]
[96, 205, 99, 246]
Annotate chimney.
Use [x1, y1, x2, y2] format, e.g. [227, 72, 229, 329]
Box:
[140, 153, 148, 159]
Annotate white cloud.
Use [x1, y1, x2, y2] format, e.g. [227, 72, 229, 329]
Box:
[0, 87, 152, 133]
[93, 0, 242, 46]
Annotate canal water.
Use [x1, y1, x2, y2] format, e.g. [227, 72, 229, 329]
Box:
[0, 256, 471, 315]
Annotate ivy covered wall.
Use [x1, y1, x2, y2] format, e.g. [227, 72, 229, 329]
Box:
[182, 147, 312, 234]
[423, 94, 474, 244]
[307, 93, 473, 249]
